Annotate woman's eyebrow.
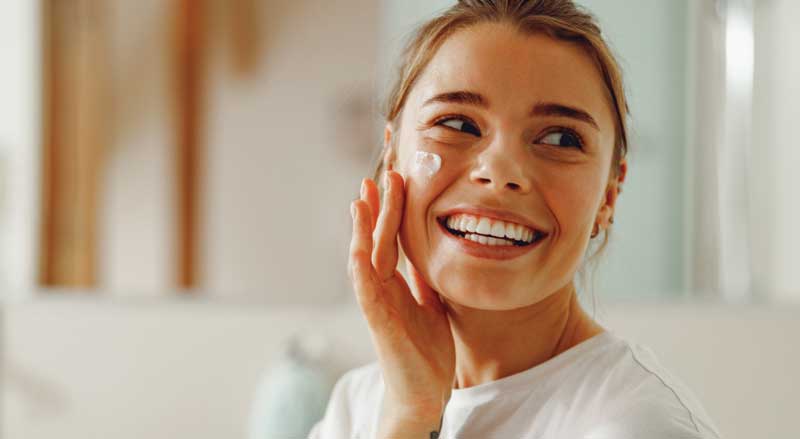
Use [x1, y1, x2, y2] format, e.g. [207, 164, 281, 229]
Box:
[531, 102, 599, 130]
[423, 90, 599, 130]
[422, 90, 488, 108]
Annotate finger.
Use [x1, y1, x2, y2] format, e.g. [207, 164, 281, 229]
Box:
[349, 200, 388, 325]
[408, 262, 444, 314]
[372, 171, 405, 282]
[360, 178, 380, 230]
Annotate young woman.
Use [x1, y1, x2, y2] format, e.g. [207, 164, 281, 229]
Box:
[311, 1, 721, 437]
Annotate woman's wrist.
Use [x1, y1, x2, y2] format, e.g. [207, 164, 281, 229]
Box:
[378, 397, 446, 439]
[378, 413, 443, 439]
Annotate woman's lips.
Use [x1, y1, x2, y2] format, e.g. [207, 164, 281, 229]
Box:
[436, 218, 546, 260]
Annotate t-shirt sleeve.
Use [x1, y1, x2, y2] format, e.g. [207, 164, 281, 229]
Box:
[583, 398, 721, 439]
[307, 362, 385, 439]
[307, 372, 355, 439]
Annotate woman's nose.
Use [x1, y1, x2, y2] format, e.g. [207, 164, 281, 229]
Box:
[469, 142, 532, 193]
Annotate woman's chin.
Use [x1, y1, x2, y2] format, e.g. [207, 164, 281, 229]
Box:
[434, 275, 528, 311]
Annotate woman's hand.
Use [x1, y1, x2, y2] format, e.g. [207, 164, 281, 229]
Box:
[349, 171, 456, 436]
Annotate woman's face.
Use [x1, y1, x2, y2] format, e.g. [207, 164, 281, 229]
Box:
[390, 22, 624, 311]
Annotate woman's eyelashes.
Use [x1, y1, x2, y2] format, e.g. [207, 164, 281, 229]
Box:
[435, 116, 482, 137]
[537, 128, 584, 149]
[432, 115, 584, 150]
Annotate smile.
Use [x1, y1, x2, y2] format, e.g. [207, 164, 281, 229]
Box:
[437, 213, 546, 247]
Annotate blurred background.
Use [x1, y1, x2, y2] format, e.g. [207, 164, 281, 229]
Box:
[0, 0, 797, 438]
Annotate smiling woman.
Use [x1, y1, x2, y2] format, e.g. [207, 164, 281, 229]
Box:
[311, 1, 721, 438]
[393, 24, 621, 312]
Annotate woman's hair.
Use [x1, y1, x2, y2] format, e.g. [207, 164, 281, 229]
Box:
[376, 0, 630, 305]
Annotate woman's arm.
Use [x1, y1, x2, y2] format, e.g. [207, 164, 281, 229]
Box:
[377, 396, 445, 439]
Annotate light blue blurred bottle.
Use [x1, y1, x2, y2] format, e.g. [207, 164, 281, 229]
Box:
[248, 332, 334, 439]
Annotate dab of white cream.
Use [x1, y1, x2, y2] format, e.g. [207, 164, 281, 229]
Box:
[413, 151, 442, 179]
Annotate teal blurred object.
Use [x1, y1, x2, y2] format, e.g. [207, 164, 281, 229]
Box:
[247, 332, 334, 439]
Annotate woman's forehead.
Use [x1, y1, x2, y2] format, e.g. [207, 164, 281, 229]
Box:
[410, 22, 614, 129]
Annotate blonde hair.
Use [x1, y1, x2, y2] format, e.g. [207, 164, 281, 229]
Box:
[376, 0, 630, 304]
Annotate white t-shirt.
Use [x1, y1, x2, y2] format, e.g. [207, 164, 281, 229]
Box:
[309, 331, 721, 438]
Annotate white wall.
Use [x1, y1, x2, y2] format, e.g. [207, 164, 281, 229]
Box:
[0, 0, 40, 297]
[752, 0, 800, 302]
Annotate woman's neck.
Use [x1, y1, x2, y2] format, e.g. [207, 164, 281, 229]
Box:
[445, 283, 603, 389]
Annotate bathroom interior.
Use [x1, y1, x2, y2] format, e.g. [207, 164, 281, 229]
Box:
[0, 0, 798, 438]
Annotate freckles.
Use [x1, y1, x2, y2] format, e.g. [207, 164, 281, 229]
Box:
[411, 150, 443, 180]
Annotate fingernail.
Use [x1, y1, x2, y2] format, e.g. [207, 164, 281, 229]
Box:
[360, 180, 366, 199]
[383, 171, 390, 190]
[350, 202, 356, 220]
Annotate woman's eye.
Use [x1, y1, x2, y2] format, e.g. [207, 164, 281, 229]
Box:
[539, 130, 583, 149]
[437, 117, 481, 137]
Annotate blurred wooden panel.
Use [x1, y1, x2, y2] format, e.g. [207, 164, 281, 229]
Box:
[226, 0, 262, 76]
[174, 0, 206, 290]
[39, 0, 108, 288]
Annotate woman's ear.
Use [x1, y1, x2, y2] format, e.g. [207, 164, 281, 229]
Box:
[596, 158, 627, 228]
[382, 123, 397, 171]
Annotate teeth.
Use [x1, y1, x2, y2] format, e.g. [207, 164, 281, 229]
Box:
[459, 216, 468, 232]
[490, 222, 506, 238]
[444, 213, 538, 243]
[505, 224, 517, 241]
[464, 233, 515, 246]
[465, 216, 477, 233]
[476, 217, 491, 235]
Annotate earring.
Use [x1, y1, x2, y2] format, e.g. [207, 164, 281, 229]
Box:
[590, 222, 599, 239]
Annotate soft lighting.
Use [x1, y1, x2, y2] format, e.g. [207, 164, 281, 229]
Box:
[725, 5, 754, 94]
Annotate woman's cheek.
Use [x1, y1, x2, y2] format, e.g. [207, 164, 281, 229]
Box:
[411, 150, 443, 179]
[396, 143, 453, 277]
[397, 139, 449, 194]
[399, 135, 471, 186]
[537, 167, 601, 234]
[400, 149, 444, 237]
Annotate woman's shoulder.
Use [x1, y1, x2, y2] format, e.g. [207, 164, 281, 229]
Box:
[581, 332, 722, 438]
[308, 362, 384, 439]
[332, 361, 385, 403]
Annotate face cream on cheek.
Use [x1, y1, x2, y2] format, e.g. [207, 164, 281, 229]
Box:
[412, 150, 442, 179]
